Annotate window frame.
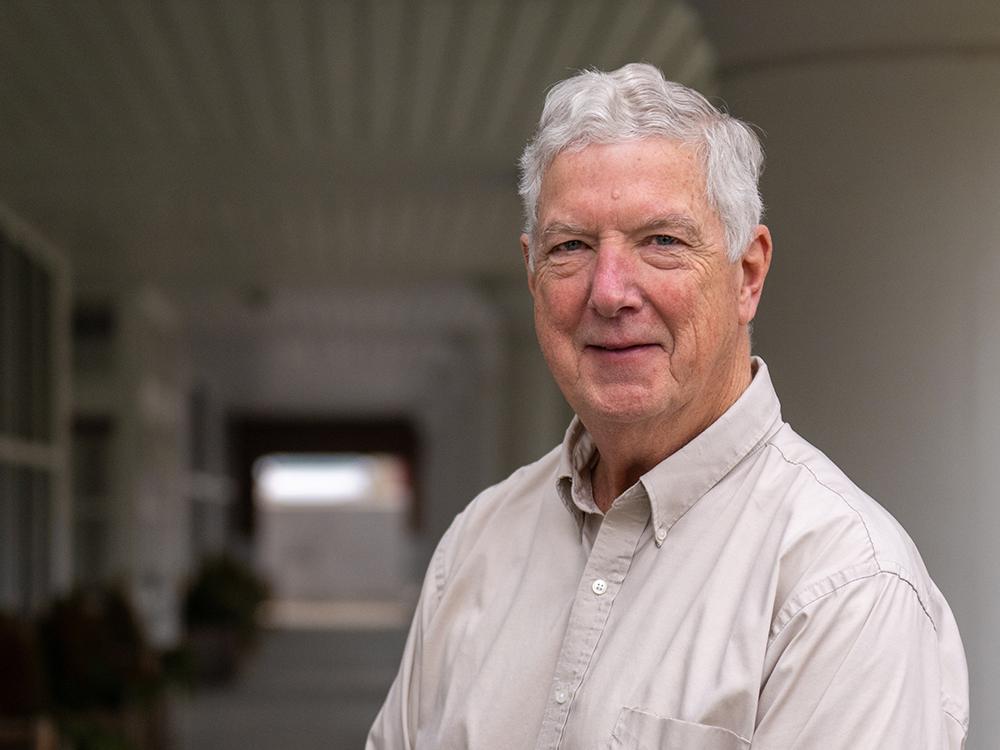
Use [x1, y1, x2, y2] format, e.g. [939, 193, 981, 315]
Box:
[0, 201, 72, 614]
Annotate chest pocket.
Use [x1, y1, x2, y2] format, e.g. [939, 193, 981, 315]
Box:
[610, 708, 750, 750]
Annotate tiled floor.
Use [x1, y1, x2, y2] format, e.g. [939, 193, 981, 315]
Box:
[172, 626, 407, 749]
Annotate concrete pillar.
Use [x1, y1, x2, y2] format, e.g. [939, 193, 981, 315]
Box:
[696, 2, 1000, 745]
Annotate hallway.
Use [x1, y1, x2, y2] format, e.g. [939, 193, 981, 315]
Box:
[173, 626, 407, 750]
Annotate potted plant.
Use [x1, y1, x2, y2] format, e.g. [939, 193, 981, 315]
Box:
[181, 555, 270, 684]
[0, 611, 56, 749]
[36, 586, 164, 750]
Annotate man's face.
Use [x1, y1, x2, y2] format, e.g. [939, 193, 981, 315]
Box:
[523, 138, 765, 437]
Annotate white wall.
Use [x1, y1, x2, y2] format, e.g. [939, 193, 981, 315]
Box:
[695, 5, 1000, 741]
[259, 506, 413, 600]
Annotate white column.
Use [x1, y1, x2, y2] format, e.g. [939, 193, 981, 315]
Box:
[697, 2, 1000, 745]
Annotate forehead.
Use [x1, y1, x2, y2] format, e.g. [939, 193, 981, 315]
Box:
[538, 138, 714, 223]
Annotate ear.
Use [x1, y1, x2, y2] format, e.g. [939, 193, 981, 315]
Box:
[737, 225, 772, 326]
[520, 233, 536, 297]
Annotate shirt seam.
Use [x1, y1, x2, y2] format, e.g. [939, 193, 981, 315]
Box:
[647, 435, 776, 544]
[768, 568, 968, 729]
[943, 707, 969, 733]
[941, 690, 970, 730]
[769, 568, 933, 645]
[767, 442, 877, 559]
[765, 441, 937, 632]
[431, 518, 458, 611]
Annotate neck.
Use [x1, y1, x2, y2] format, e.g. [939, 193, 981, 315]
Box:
[588, 356, 753, 512]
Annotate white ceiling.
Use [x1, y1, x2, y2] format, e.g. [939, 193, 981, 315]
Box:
[0, 0, 716, 291]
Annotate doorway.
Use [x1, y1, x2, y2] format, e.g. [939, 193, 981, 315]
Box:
[227, 415, 421, 628]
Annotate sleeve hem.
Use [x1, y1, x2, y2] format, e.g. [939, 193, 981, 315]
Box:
[769, 567, 935, 645]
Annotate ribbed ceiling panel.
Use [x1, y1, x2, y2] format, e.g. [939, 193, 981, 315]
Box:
[0, 0, 717, 288]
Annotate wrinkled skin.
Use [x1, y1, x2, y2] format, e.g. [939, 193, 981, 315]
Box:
[522, 138, 772, 508]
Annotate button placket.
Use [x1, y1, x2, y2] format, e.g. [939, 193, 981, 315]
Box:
[534, 494, 650, 749]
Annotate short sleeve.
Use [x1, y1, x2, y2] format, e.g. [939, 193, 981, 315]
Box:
[753, 570, 968, 749]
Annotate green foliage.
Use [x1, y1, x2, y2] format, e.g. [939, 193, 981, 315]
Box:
[37, 586, 161, 713]
[158, 643, 198, 690]
[182, 555, 270, 637]
[59, 718, 139, 750]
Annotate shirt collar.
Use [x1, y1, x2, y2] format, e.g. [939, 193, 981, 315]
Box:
[556, 418, 595, 520]
[555, 357, 784, 538]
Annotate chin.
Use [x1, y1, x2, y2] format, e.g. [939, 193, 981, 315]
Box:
[577, 387, 674, 426]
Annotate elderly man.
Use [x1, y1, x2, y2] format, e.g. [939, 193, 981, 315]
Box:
[367, 63, 969, 748]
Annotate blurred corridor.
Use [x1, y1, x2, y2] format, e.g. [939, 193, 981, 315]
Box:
[174, 625, 407, 750]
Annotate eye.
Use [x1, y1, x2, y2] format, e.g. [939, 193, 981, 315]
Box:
[649, 234, 682, 247]
[551, 239, 587, 254]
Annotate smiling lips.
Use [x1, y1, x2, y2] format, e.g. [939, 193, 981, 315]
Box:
[586, 342, 659, 355]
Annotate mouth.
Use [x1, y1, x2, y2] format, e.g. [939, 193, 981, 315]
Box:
[586, 343, 659, 354]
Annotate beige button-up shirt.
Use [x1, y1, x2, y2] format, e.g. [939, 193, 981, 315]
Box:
[367, 360, 969, 748]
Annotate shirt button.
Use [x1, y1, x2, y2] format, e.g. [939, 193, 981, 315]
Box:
[591, 578, 608, 595]
[655, 527, 667, 543]
[554, 688, 568, 704]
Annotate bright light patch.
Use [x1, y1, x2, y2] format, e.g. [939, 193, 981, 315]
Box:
[254, 453, 407, 508]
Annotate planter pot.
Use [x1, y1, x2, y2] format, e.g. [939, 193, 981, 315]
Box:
[0, 717, 58, 750]
[59, 700, 168, 750]
[186, 627, 246, 685]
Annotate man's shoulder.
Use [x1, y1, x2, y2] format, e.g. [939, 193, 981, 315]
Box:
[437, 443, 564, 561]
[757, 423, 968, 733]
[758, 424, 937, 619]
[469, 442, 564, 514]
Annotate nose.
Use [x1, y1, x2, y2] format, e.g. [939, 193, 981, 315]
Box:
[588, 245, 642, 318]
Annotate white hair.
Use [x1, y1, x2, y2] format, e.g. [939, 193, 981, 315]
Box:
[518, 63, 764, 266]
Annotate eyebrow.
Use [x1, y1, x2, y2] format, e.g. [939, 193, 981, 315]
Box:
[634, 214, 706, 245]
[539, 221, 591, 240]
[540, 213, 707, 245]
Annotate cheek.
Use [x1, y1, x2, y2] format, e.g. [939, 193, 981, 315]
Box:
[649, 280, 718, 357]
[650, 280, 698, 328]
[681, 283, 742, 355]
[536, 280, 586, 333]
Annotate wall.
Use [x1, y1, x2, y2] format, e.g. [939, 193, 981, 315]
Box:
[259, 506, 413, 600]
[695, 2, 1000, 742]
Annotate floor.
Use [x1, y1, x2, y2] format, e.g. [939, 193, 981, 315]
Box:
[172, 624, 408, 750]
